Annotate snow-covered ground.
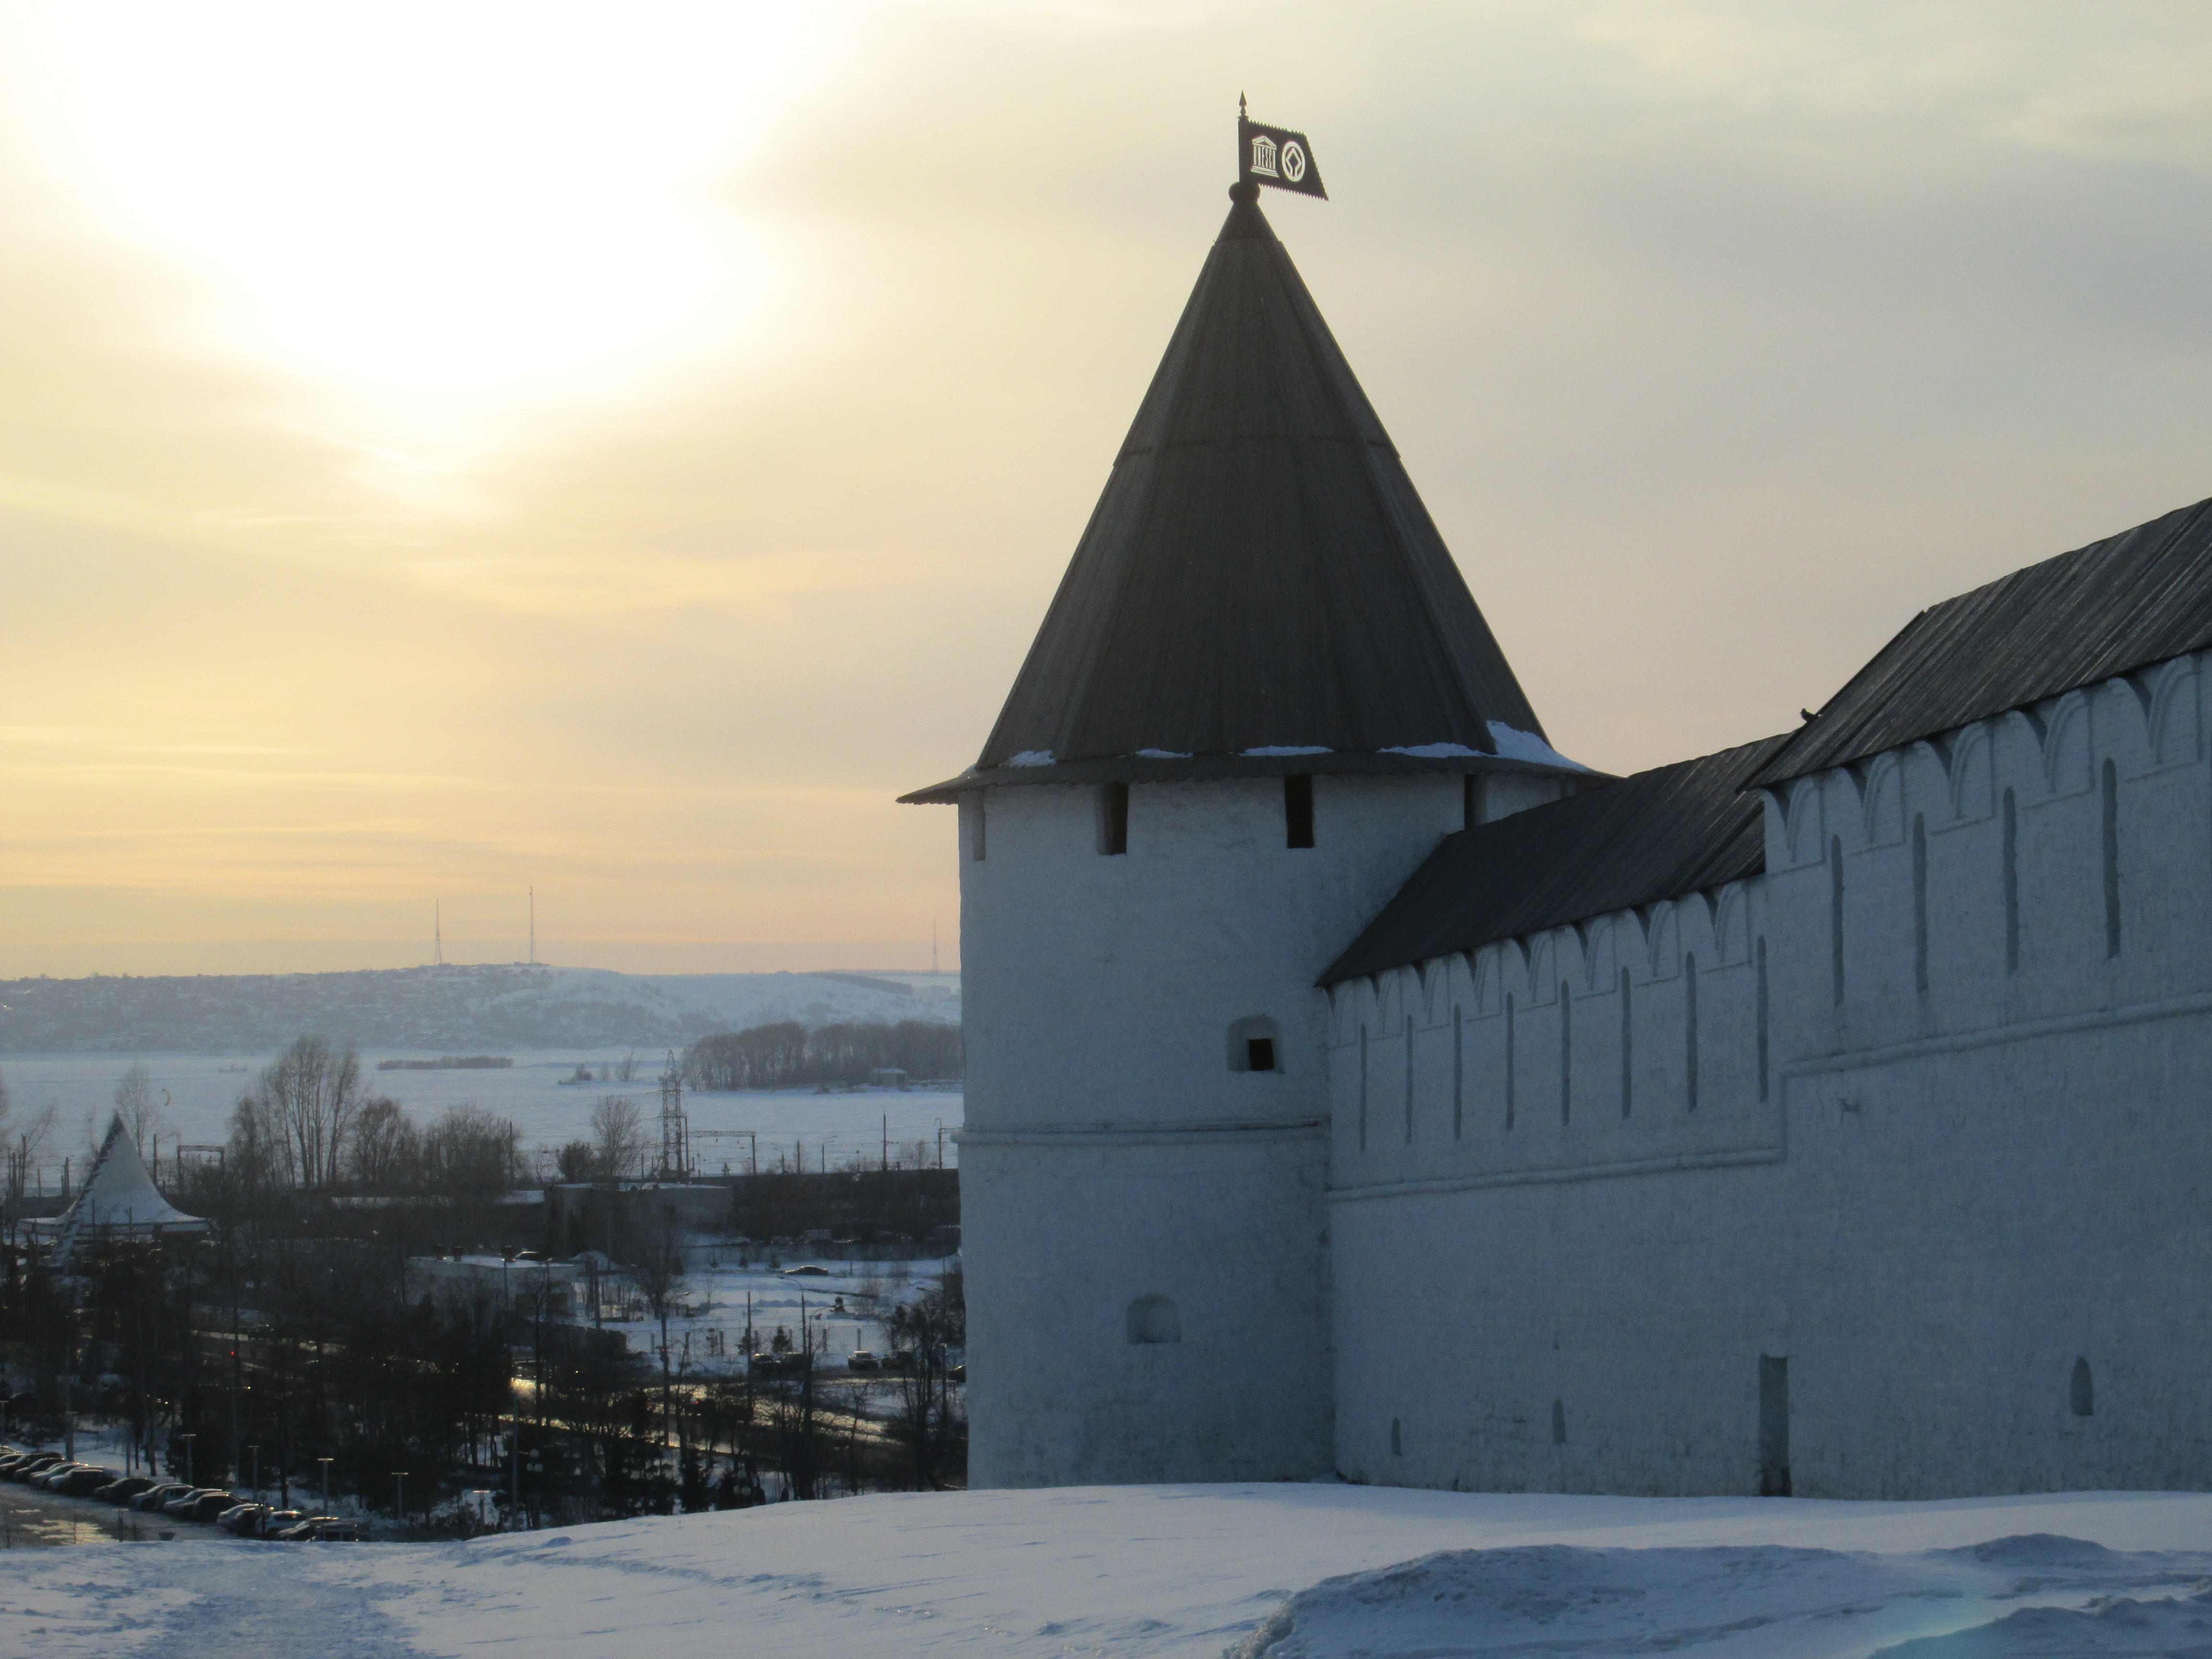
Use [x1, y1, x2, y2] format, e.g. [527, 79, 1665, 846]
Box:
[9, 1485, 2212, 1657]
[0, 1051, 961, 1180]
[575, 1254, 954, 1369]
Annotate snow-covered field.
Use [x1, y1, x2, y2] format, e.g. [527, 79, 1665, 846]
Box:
[0, 1051, 961, 1178]
[579, 1254, 953, 1367]
[9, 1485, 2212, 1658]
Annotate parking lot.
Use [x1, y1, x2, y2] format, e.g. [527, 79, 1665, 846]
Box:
[0, 1447, 362, 1543]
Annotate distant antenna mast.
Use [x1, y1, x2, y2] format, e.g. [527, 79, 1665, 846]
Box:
[529, 886, 536, 966]
[434, 900, 444, 966]
[657, 1049, 688, 1179]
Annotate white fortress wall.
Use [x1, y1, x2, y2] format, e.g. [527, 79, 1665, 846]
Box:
[1326, 652, 2212, 1499]
[959, 770, 1463, 1486]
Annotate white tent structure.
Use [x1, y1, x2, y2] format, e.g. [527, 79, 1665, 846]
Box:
[28, 1113, 209, 1266]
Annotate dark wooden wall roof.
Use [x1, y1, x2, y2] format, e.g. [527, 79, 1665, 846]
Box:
[911, 189, 1560, 802]
[1754, 495, 2212, 788]
[1322, 735, 1788, 986]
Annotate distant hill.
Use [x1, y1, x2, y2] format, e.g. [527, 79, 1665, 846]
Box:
[0, 964, 960, 1054]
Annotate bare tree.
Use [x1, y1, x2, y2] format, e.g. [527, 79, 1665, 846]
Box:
[625, 1216, 689, 1452]
[0, 1071, 59, 1199]
[589, 1095, 644, 1179]
[348, 1096, 418, 1189]
[115, 1062, 161, 1152]
[420, 1104, 519, 1198]
[257, 1035, 365, 1189]
[227, 1089, 294, 1190]
[886, 1266, 966, 1490]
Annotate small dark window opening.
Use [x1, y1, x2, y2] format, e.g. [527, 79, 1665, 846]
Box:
[1358, 1024, 1370, 1150]
[1620, 968, 1633, 1117]
[1451, 1007, 1464, 1139]
[1504, 994, 1516, 1130]
[1551, 1398, 1567, 1445]
[1285, 774, 1315, 848]
[1911, 813, 1929, 996]
[1755, 937, 1770, 1101]
[1559, 982, 1572, 1125]
[1462, 773, 1483, 830]
[1229, 1015, 1282, 1073]
[1684, 951, 1699, 1111]
[1403, 1014, 1415, 1144]
[1830, 836, 1845, 1005]
[1096, 781, 1129, 855]
[2002, 788, 2020, 974]
[2102, 759, 2121, 959]
[2071, 1355, 2094, 1417]
[1390, 1417, 1403, 1456]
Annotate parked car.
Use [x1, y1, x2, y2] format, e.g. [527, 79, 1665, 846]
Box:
[846, 1350, 881, 1372]
[162, 1487, 229, 1519]
[880, 1348, 916, 1373]
[257, 1509, 305, 1538]
[276, 1515, 363, 1541]
[185, 1490, 242, 1523]
[95, 1476, 155, 1504]
[5, 1454, 63, 1482]
[216, 1502, 267, 1534]
[133, 1482, 193, 1511]
[53, 1466, 119, 1496]
[35, 1463, 91, 1490]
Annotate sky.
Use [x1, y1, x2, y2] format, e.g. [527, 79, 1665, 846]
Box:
[7, 0, 2212, 978]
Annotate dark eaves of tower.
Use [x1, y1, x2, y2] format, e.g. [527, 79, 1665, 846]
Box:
[903, 184, 1582, 804]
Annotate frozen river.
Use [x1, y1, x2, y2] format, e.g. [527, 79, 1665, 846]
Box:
[0, 1050, 960, 1186]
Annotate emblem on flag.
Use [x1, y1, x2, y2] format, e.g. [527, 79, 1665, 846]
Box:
[1237, 104, 1326, 200]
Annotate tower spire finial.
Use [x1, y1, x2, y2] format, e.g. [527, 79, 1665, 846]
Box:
[1238, 91, 1246, 120]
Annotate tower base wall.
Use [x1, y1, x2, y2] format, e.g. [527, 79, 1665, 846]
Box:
[963, 1125, 1331, 1488]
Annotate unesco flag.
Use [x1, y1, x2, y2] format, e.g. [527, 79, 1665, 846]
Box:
[1238, 112, 1326, 199]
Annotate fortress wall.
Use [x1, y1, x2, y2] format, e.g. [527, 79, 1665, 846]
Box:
[1327, 653, 2212, 1497]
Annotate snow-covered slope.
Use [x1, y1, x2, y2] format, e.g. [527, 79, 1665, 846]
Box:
[0, 964, 957, 1053]
[12, 1486, 2212, 1658]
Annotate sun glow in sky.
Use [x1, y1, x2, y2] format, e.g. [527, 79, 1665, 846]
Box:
[9, 1, 2212, 976]
[4, 1, 835, 438]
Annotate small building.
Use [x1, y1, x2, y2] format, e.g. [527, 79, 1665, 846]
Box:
[28, 1115, 208, 1267]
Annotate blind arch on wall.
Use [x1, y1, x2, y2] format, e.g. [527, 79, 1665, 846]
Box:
[1127, 1295, 1181, 1345]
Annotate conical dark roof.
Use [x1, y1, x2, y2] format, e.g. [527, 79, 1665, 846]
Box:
[904, 187, 1574, 803]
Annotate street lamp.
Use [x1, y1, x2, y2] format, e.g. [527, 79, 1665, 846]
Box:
[317, 1457, 334, 1515]
[246, 1443, 260, 1503]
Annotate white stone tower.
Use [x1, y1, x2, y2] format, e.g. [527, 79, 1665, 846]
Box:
[904, 179, 1581, 1486]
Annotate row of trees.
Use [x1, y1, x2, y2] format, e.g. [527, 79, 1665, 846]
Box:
[2, 1212, 967, 1524]
[217, 1037, 522, 1198]
[685, 1020, 963, 1092]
